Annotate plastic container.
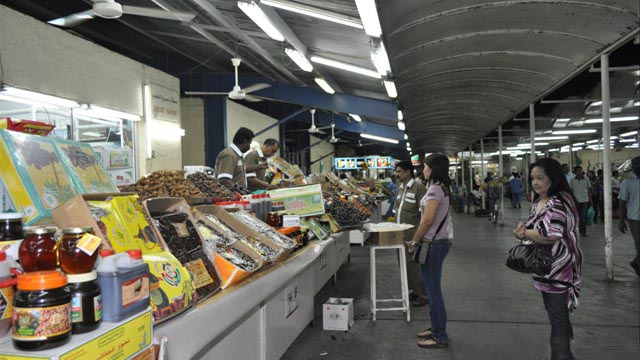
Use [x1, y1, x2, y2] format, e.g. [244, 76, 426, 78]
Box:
[12, 270, 72, 351]
[265, 194, 273, 215]
[67, 271, 102, 334]
[19, 226, 58, 272]
[0, 212, 23, 241]
[250, 195, 260, 218]
[58, 227, 99, 274]
[0, 251, 17, 337]
[97, 250, 150, 322]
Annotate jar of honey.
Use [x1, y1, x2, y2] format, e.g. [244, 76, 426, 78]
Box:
[58, 228, 99, 274]
[19, 226, 58, 272]
[266, 212, 281, 228]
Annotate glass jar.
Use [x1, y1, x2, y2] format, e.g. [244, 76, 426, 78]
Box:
[58, 228, 99, 274]
[266, 212, 280, 228]
[12, 270, 72, 350]
[19, 226, 58, 272]
[68, 271, 102, 334]
[0, 212, 23, 241]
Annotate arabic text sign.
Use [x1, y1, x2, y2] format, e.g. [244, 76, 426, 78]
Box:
[150, 83, 181, 123]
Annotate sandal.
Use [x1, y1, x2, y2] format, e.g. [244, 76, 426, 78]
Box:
[417, 328, 432, 339]
[418, 338, 448, 349]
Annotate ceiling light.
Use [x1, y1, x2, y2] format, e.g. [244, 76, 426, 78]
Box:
[1, 86, 79, 108]
[260, 0, 363, 28]
[572, 142, 585, 146]
[238, 1, 284, 41]
[371, 41, 392, 76]
[284, 48, 313, 72]
[350, 114, 362, 122]
[534, 136, 569, 140]
[82, 131, 103, 138]
[584, 116, 640, 124]
[314, 77, 335, 94]
[361, 133, 399, 144]
[397, 110, 403, 120]
[620, 130, 638, 137]
[516, 142, 549, 147]
[310, 56, 380, 78]
[555, 118, 571, 122]
[397, 120, 405, 131]
[403, 134, 408, 140]
[77, 104, 141, 121]
[625, 143, 639, 148]
[354, 0, 382, 37]
[589, 101, 602, 107]
[620, 138, 636, 143]
[552, 129, 598, 135]
[634, 101, 640, 106]
[586, 139, 599, 144]
[383, 80, 397, 98]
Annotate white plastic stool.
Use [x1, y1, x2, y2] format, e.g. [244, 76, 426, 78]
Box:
[370, 245, 410, 322]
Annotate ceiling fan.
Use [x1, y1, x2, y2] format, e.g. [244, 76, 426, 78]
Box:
[184, 58, 271, 102]
[48, 0, 197, 27]
[328, 123, 349, 144]
[357, 140, 375, 147]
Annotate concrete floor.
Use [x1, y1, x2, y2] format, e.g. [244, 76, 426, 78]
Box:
[281, 203, 640, 360]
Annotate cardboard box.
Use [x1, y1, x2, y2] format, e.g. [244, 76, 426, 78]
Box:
[323, 298, 354, 331]
[0, 308, 153, 360]
[195, 205, 290, 261]
[370, 230, 405, 246]
[52, 193, 165, 254]
[55, 139, 119, 193]
[109, 168, 136, 186]
[0, 129, 77, 225]
[99, 146, 133, 169]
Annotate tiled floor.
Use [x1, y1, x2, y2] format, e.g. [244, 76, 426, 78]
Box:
[281, 203, 640, 360]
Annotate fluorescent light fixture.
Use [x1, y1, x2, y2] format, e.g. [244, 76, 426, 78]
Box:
[586, 139, 599, 144]
[82, 131, 103, 138]
[634, 101, 640, 106]
[516, 142, 549, 147]
[260, 0, 363, 28]
[361, 133, 399, 144]
[590, 101, 602, 106]
[397, 120, 405, 131]
[1, 86, 79, 108]
[620, 138, 636, 143]
[77, 104, 141, 121]
[584, 116, 640, 124]
[515, 157, 523, 160]
[552, 129, 597, 135]
[534, 136, 569, 140]
[397, 110, 403, 120]
[310, 56, 380, 78]
[403, 134, 408, 140]
[383, 80, 397, 98]
[555, 118, 571, 122]
[371, 41, 392, 76]
[354, 0, 382, 37]
[572, 142, 585, 146]
[314, 77, 335, 94]
[285, 48, 313, 72]
[621, 130, 638, 137]
[350, 114, 362, 122]
[238, 1, 284, 41]
[144, 84, 153, 158]
[625, 143, 639, 148]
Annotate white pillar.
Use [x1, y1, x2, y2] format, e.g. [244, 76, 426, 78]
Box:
[499, 126, 504, 224]
[469, 147, 473, 200]
[481, 139, 485, 209]
[601, 54, 614, 281]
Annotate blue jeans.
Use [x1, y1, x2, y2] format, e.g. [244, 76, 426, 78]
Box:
[511, 192, 521, 208]
[419, 239, 450, 343]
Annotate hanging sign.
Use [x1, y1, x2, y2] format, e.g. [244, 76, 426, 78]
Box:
[267, 184, 325, 217]
[411, 154, 420, 166]
[149, 84, 180, 123]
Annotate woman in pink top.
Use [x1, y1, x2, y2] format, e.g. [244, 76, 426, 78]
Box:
[408, 153, 451, 349]
[514, 158, 582, 360]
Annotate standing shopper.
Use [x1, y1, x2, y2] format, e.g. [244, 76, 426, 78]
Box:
[570, 166, 591, 237]
[618, 156, 640, 276]
[408, 154, 451, 348]
[587, 170, 599, 223]
[393, 162, 428, 306]
[513, 158, 582, 360]
[510, 174, 523, 208]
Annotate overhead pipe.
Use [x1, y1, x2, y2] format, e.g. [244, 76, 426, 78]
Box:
[601, 54, 614, 281]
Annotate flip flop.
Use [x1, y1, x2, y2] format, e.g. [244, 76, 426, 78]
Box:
[418, 338, 448, 349]
[417, 328, 432, 339]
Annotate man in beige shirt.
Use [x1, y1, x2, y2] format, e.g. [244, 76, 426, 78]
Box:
[393, 161, 428, 306]
[245, 138, 280, 190]
[215, 127, 254, 188]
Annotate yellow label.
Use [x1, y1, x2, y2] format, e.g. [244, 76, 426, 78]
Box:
[0, 138, 39, 223]
[77, 233, 102, 256]
[0, 286, 15, 320]
[185, 258, 214, 289]
[59, 310, 152, 360]
[12, 304, 71, 340]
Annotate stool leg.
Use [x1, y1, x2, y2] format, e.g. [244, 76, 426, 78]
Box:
[398, 246, 411, 322]
[370, 247, 377, 322]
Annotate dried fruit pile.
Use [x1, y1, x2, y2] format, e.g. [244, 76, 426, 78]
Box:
[186, 172, 235, 199]
[324, 196, 368, 227]
[119, 171, 205, 200]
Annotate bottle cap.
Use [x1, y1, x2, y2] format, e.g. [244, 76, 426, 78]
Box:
[24, 226, 58, 235]
[0, 251, 6, 261]
[99, 249, 115, 258]
[61, 227, 94, 234]
[67, 270, 97, 283]
[17, 270, 67, 291]
[126, 249, 142, 260]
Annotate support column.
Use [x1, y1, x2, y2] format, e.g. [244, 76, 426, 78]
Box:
[481, 139, 485, 210]
[203, 96, 227, 167]
[601, 54, 614, 281]
[469, 147, 473, 206]
[499, 126, 504, 224]
[529, 103, 536, 163]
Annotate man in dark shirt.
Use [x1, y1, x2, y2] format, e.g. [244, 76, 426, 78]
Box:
[245, 138, 280, 190]
[215, 127, 254, 188]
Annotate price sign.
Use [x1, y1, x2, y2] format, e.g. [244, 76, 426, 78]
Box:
[267, 184, 325, 217]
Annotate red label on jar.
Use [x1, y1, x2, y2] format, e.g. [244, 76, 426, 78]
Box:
[12, 304, 71, 340]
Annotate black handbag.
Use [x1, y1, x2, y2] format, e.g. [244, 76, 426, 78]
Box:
[412, 209, 449, 263]
[506, 240, 553, 275]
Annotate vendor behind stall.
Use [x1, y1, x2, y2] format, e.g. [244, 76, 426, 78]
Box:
[215, 127, 254, 188]
[245, 138, 280, 190]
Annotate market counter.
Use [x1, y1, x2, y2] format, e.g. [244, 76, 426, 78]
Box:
[156, 234, 350, 360]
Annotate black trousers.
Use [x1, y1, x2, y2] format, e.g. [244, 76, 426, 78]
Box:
[542, 292, 574, 360]
[576, 202, 589, 235]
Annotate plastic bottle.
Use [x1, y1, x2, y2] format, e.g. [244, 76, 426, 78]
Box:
[265, 194, 273, 215]
[0, 251, 16, 337]
[97, 250, 149, 322]
[250, 195, 260, 218]
[67, 271, 102, 334]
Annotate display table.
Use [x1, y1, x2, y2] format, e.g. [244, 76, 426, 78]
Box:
[155, 235, 350, 360]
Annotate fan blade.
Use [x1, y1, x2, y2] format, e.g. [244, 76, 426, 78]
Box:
[243, 95, 263, 102]
[184, 91, 229, 96]
[122, 6, 196, 21]
[48, 10, 95, 27]
[243, 83, 271, 94]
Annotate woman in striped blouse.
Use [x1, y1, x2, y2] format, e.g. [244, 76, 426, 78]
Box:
[514, 158, 583, 360]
